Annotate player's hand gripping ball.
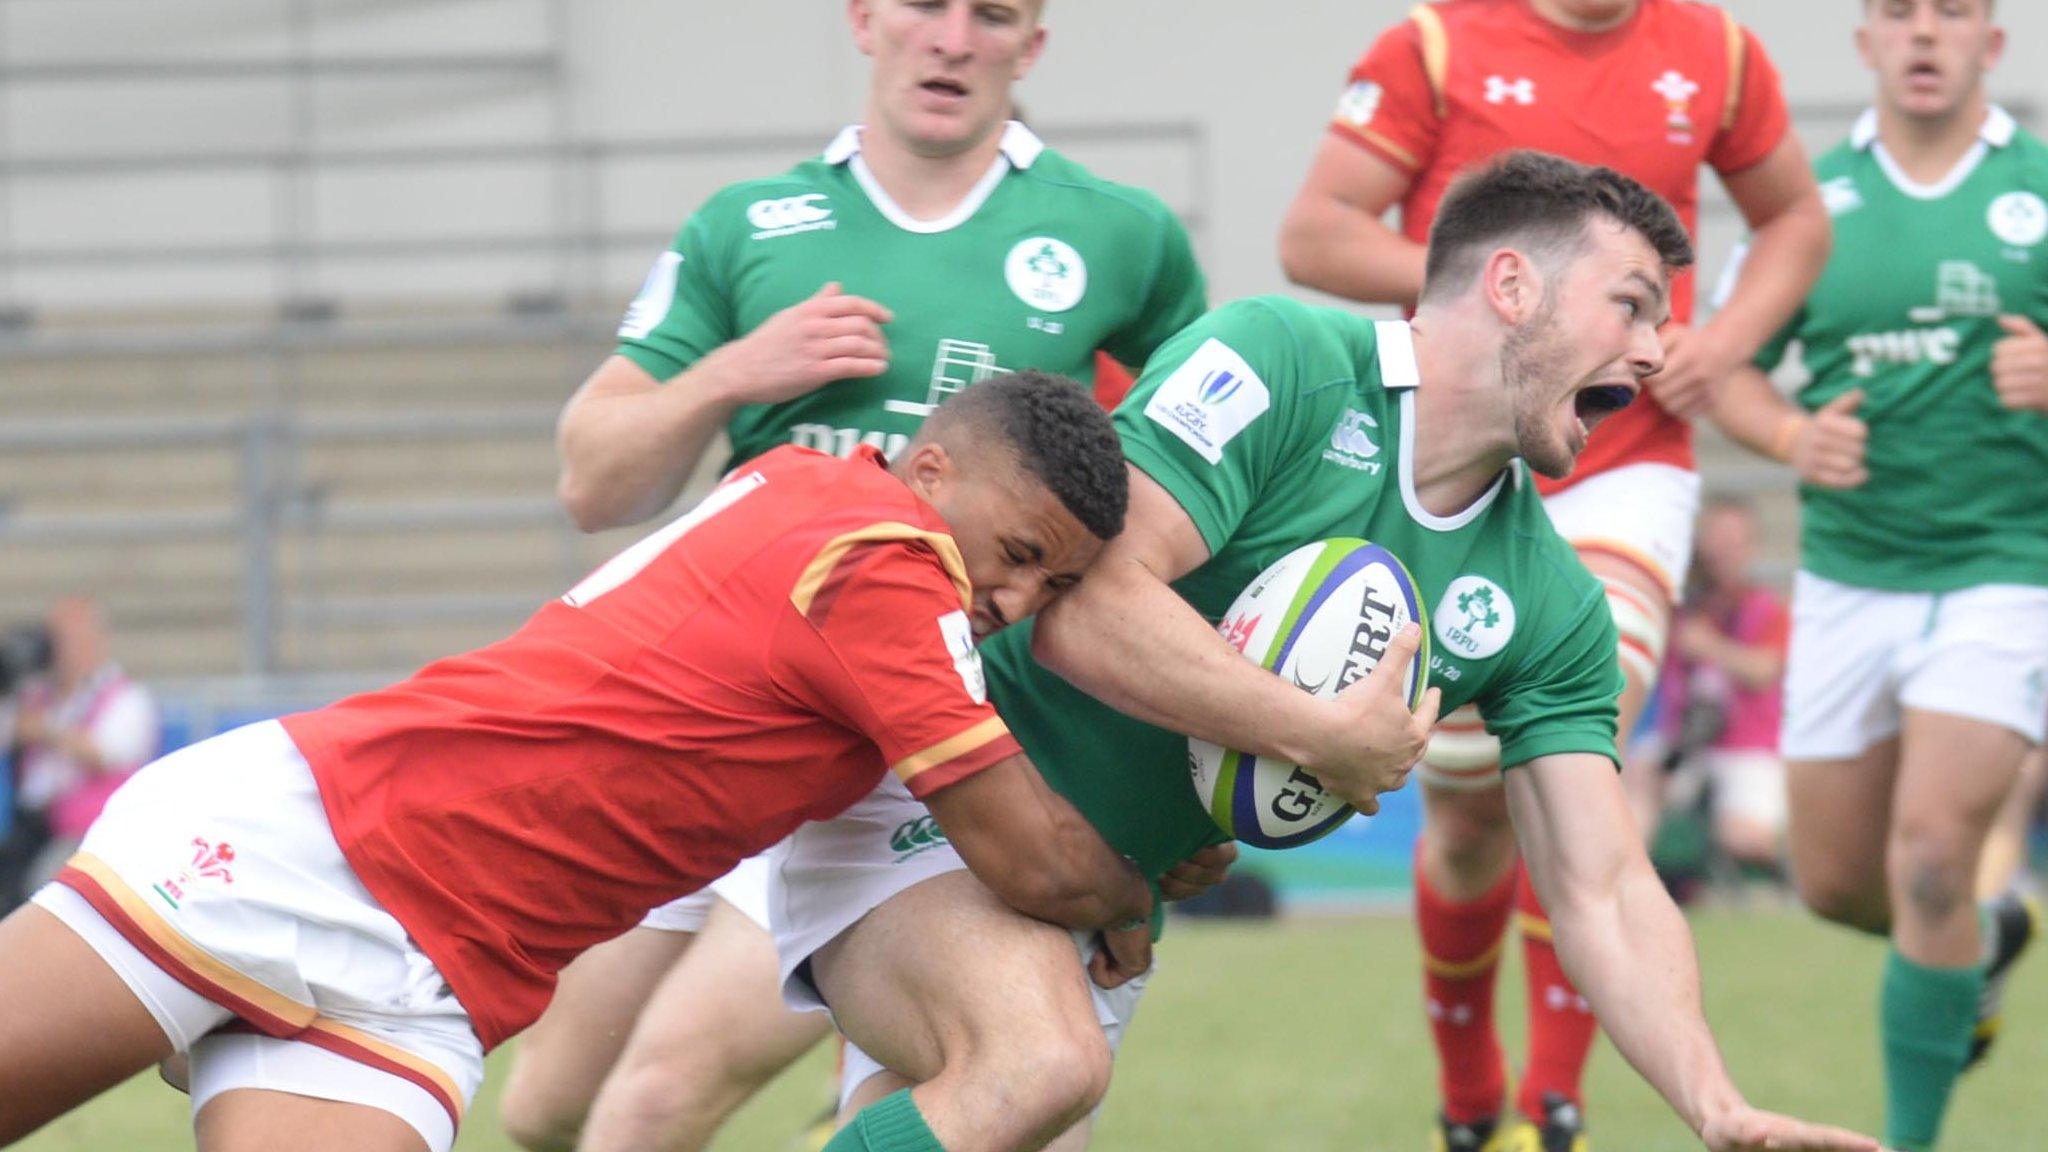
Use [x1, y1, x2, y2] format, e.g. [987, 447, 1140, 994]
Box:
[1190, 539, 1428, 849]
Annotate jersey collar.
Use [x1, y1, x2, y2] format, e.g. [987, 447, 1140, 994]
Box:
[1849, 104, 2015, 151]
[1376, 321, 1508, 531]
[821, 121, 1042, 235]
[1852, 105, 2015, 201]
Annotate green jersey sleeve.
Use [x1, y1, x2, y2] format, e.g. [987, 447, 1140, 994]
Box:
[1101, 199, 1209, 370]
[614, 206, 738, 382]
[1482, 575, 1623, 771]
[1112, 301, 1309, 554]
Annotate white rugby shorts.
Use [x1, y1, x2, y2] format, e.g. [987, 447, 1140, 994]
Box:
[638, 850, 775, 934]
[33, 720, 483, 1152]
[1540, 461, 1701, 599]
[1782, 573, 2048, 760]
[767, 775, 1150, 1074]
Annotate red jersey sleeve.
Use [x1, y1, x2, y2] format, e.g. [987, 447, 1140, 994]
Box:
[778, 535, 1020, 800]
[1328, 16, 1441, 175]
[1707, 22, 1790, 176]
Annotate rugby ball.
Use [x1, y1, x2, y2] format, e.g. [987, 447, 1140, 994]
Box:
[1190, 539, 1429, 849]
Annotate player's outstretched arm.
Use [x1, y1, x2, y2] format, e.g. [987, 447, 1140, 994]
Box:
[923, 752, 1154, 935]
[1277, 136, 1427, 308]
[557, 284, 893, 531]
[1505, 754, 1879, 1152]
[1031, 467, 1434, 812]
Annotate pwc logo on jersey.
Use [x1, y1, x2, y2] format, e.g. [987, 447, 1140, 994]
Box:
[937, 610, 987, 704]
[1433, 575, 1515, 662]
[1143, 338, 1271, 464]
[1005, 237, 1087, 313]
[747, 194, 836, 240]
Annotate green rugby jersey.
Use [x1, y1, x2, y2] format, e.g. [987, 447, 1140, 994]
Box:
[614, 122, 1207, 468]
[981, 297, 1623, 880]
[1750, 107, 2048, 591]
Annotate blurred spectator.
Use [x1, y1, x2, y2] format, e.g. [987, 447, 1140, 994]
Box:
[0, 597, 160, 908]
[1652, 497, 1791, 874]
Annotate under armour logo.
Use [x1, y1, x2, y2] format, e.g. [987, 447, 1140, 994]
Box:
[1484, 76, 1535, 105]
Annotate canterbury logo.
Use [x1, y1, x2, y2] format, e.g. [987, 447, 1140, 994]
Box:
[889, 815, 949, 855]
[745, 194, 834, 237]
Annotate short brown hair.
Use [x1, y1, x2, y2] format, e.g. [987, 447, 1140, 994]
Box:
[1420, 150, 1693, 303]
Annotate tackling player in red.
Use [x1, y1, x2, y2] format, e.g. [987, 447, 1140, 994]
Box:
[0, 372, 1149, 1152]
[1280, 3, 1831, 1149]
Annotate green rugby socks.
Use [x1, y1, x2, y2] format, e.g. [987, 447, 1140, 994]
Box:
[1880, 948, 1981, 1151]
[821, 1089, 947, 1152]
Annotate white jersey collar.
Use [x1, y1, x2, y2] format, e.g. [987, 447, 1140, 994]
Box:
[821, 121, 1042, 234]
[1853, 105, 2014, 201]
[1376, 321, 1506, 531]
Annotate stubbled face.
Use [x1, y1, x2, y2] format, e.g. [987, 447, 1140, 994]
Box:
[1503, 220, 1668, 479]
[905, 445, 1101, 639]
[1859, 0, 2002, 123]
[1695, 505, 1757, 591]
[850, 0, 1046, 159]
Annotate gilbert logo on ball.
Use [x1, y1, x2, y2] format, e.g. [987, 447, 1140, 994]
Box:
[1190, 538, 1428, 849]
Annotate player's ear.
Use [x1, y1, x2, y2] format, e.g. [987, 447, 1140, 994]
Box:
[1015, 22, 1049, 79]
[1481, 247, 1541, 326]
[1984, 23, 2005, 71]
[902, 441, 955, 503]
[848, 0, 878, 56]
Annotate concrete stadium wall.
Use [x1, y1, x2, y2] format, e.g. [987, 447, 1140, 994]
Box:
[6, 1, 2047, 314]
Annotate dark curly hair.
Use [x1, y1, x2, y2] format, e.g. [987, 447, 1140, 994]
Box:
[920, 370, 1128, 540]
[1420, 150, 1694, 304]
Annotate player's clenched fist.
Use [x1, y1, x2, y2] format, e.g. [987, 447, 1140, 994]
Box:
[1698, 1104, 1879, 1152]
[1788, 389, 1869, 490]
[1991, 313, 2048, 412]
[1642, 323, 1736, 420]
[703, 281, 894, 405]
[1304, 624, 1441, 815]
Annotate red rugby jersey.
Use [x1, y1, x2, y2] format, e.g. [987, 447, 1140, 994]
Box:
[282, 445, 1018, 1049]
[1329, 0, 1789, 491]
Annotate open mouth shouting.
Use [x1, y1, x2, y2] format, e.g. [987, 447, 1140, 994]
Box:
[918, 76, 971, 109]
[1572, 380, 1639, 438]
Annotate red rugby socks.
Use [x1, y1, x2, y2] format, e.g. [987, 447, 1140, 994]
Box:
[1416, 844, 1517, 1124]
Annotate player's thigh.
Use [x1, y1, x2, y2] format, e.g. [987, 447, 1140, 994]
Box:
[1784, 741, 1898, 917]
[0, 902, 179, 1143]
[613, 899, 829, 1087]
[197, 1088, 426, 1152]
[810, 869, 1102, 1084]
[500, 923, 696, 1126]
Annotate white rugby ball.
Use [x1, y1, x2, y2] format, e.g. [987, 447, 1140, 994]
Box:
[1190, 538, 1429, 849]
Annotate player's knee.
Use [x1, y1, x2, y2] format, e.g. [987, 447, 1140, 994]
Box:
[1886, 836, 1975, 926]
[982, 1018, 1112, 1134]
[1793, 870, 1887, 933]
[498, 1080, 584, 1152]
[1424, 803, 1515, 877]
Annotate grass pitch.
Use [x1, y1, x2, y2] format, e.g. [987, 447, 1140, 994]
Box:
[21, 906, 2046, 1150]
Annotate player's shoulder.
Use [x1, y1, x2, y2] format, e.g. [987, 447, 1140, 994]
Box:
[1998, 117, 2048, 178]
[1019, 144, 1185, 236]
[687, 157, 841, 226]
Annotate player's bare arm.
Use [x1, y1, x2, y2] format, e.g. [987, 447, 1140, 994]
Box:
[1031, 466, 1440, 814]
[1278, 135, 1427, 307]
[1647, 136, 1832, 419]
[920, 752, 1152, 936]
[1711, 365, 1869, 489]
[556, 283, 894, 530]
[1504, 753, 1879, 1152]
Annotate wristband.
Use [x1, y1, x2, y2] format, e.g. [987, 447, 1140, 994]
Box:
[1768, 413, 1808, 463]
